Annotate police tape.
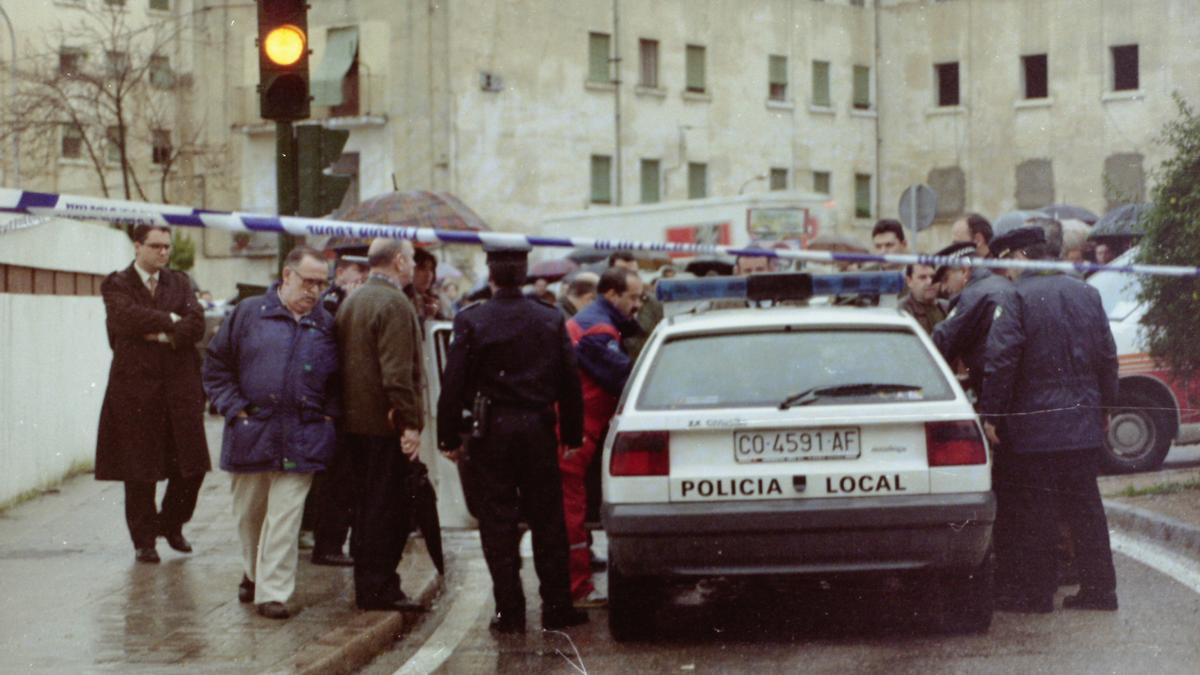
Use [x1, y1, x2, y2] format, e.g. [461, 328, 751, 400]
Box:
[1, 187, 1197, 278]
[0, 213, 53, 236]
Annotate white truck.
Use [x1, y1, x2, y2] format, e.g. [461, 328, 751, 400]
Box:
[534, 192, 836, 263]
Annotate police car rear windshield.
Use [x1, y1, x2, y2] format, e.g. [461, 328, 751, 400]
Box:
[636, 328, 954, 410]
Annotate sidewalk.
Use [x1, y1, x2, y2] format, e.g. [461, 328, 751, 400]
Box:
[0, 416, 440, 674]
[1100, 465, 1200, 562]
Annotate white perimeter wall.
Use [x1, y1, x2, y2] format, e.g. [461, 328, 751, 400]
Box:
[0, 218, 131, 506]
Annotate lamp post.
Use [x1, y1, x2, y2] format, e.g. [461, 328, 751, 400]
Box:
[0, 3, 18, 186]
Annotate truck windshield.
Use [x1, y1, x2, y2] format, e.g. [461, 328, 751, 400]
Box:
[636, 328, 954, 410]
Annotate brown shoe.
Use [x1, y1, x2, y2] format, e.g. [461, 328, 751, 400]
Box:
[256, 602, 290, 620]
[135, 547, 160, 564]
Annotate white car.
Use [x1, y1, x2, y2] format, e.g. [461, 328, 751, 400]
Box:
[601, 272, 995, 640]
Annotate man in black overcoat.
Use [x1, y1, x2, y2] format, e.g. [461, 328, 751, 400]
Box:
[96, 225, 210, 563]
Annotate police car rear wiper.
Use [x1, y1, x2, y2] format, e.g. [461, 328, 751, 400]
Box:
[778, 383, 923, 410]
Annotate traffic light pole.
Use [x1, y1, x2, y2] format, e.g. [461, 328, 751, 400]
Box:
[276, 121, 299, 274]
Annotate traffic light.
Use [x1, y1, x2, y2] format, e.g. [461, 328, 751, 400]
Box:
[257, 0, 310, 121]
[297, 125, 352, 217]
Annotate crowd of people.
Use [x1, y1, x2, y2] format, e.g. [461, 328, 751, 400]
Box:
[94, 213, 1119, 632]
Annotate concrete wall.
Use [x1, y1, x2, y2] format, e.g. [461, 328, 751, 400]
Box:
[0, 218, 132, 506]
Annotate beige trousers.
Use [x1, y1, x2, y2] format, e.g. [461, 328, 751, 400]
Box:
[231, 472, 314, 605]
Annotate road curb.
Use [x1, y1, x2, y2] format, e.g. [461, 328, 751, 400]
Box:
[1104, 499, 1200, 562]
[289, 539, 443, 675]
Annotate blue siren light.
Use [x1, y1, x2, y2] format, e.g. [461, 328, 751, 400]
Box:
[656, 271, 905, 303]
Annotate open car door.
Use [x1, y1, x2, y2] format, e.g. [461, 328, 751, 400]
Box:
[419, 320, 476, 529]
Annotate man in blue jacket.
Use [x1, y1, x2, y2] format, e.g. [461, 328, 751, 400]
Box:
[204, 246, 340, 620]
[981, 227, 1120, 614]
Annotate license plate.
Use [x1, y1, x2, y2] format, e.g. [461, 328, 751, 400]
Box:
[733, 427, 861, 463]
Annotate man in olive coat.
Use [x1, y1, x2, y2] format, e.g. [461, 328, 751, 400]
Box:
[335, 238, 426, 611]
[96, 225, 210, 563]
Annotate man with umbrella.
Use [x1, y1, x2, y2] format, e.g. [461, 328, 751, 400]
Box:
[437, 241, 588, 634]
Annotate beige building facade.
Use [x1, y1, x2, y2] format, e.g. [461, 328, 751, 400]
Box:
[6, 0, 1197, 296]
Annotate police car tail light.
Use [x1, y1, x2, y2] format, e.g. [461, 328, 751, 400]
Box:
[925, 421, 987, 466]
[610, 431, 670, 476]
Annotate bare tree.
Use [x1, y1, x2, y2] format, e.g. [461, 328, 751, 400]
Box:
[3, 4, 223, 204]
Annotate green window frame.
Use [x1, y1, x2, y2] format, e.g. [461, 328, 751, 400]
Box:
[686, 45, 706, 93]
[853, 65, 871, 109]
[855, 174, 872, 218]
[588, 32, 611, 83]
[812, 60, 831, 107]
[688, 162, 707, 199]
[591, 155, 613, 204]
[640, 159, 661, 204]
[768, 55, 788, 101]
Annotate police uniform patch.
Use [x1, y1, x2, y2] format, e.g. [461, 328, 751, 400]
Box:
[946, 307, 958, 320]
[993, 305, 1003, 320]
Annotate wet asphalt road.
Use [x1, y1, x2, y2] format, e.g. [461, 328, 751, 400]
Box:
[363, 527, 1200, 675]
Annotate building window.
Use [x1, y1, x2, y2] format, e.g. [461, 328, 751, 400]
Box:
[588, 32, 611, 84]
[152, 129, 172, 165]
[106, 126, 122, 163]
[768, 55, 787, 101]
[1014, 159, 1054, 209]
[58, 48, 84, 78]
[850, 0, 865, 6]
[149, 55, 174, 89]
[685, 44, 706, 93]
[852, 65, 871, 109]
[854, 174, 872, 218]
[688, 162, 707, 199]
[590, 154, 612, 204]
[811, 60, 830, 107]
[1021, 54, 1048, 99]
[149, 0, 169, 10]
[1103, 153, 1145, 210]
[935, 61, 960, 107]
[639, 39, 658, 88]
[928, 166, 966, 218]
[769, 168, 788, 191]
[61, 125, 83, 159]
[1111, 44, 1138, 91]
[640, 159, 660, 203]
[105, 50, 129, 79]
[813, 171, 831, 195]
[104, 0, 127, 5]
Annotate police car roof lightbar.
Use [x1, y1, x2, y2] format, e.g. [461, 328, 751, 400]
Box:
[656, 271, 905, 303]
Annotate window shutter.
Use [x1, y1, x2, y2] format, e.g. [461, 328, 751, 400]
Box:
[688, 162, 707, 199]
[812, 61, 830, 107]
[591, 155, 612, 204]
[640, 159, 660, 203]
[855, 174, 872, 218]
[589, 33, 611, 83]
[686, 45, 706, 92]
[853, 65, 870, 109]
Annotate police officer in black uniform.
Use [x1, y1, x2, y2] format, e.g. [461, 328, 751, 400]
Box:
[931, 240, 1016, 403]
[980, 226, 1120, 614]
[436, 241, 588, 634]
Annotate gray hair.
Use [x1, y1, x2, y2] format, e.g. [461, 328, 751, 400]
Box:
[1060, 220, 1091, 257]
[1026, 216, 1063, 259]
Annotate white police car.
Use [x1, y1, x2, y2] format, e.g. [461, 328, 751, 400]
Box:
[601, 272, 995, 640]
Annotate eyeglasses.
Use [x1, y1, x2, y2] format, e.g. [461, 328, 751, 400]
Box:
[287, 267, 329, 293]
[142, 243, 171, 251]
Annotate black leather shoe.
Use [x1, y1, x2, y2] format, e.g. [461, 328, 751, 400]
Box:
[238, 576, 255, 604]
[489, 612, 526, 634]
[1063, 590, 1118, 611]
[256, 601, 290, 620]
[995, 594, 1053, 614]
[311, 552, 355, 567]
[135, 547, 160, 564]
[162, 529, 192, 553]
[543, 607, 589, 630]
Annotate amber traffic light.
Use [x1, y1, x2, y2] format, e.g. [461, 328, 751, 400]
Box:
[257, 1, 310, 121]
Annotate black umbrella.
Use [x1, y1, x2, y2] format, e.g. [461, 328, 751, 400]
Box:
[1041, 203, 1099, 225]
[685, 257, 735, 277]
[1090, 203, 1152, 240]
[406, 460, 444, 575]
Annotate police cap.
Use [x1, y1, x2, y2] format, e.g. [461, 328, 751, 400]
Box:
[483, 238, 532, 264]
[932, 241, 976, 282]
[989, 225, 1046, 259]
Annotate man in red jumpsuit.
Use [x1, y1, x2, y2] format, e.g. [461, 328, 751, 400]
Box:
[562, 267, 644, 606]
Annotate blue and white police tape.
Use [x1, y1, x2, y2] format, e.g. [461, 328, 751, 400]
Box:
[1, 188, 1197, 278]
